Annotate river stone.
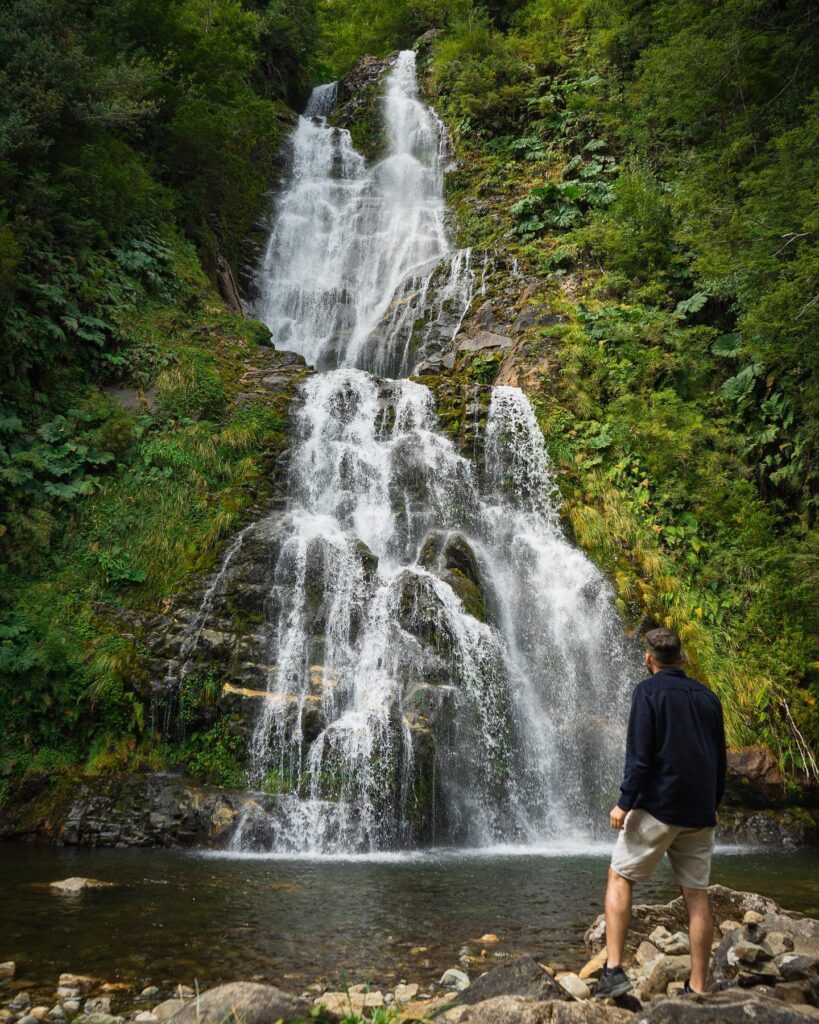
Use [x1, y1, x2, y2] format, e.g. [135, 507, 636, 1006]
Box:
[57, 977, 95, 998]
[10, 992, 31, 1010]
[557, 973, 590, 1000]
[775, 953, 819, 981]
[578, 951, 607, 980]
[730, 938, 773, 964]
[394, 983, 418, 1002]
[440, 969, 471, 992]
[636, 941, 661, 966]
[50, 878, 117, 894]
[139, 989, 159, 1000]
[167, 983, 334, 1024]
[638, 988, 815, 1022]
[83, 998, 111, 1016]
[454, 958, 569, 1006]
[448, 996, 633, 1023]
[0, 964, 14, 982]
[30, 1008, 50, 1019]
[648, 926, 690, 955]
[640, 954, 691, 996]
[151, 1002, 185, 1022]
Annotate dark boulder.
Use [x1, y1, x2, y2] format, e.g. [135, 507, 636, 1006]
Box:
[454, 957, 570, 1007]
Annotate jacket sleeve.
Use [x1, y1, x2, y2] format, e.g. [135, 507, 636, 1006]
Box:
[715, 699, 727, 807]
[617, 684, 654, 811]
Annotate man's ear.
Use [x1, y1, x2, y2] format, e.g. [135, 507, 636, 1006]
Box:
[644, 650, 654, 674]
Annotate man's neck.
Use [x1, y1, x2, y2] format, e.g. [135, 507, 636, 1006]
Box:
[648, 661, 684, 675]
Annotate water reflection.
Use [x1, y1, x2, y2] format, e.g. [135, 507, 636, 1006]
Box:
[1, 844, 817, 996]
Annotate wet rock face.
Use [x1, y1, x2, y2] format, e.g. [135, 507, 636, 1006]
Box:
[724, 746, 817, 809]
[717, 806, 819, 848]
[0, 772, 267, 848]
[418, 530, 487, 622]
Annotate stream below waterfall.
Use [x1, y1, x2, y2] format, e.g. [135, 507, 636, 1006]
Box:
[2, 845, 819, 996]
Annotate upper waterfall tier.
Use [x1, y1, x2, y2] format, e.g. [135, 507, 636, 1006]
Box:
[254, 51, 474, 377]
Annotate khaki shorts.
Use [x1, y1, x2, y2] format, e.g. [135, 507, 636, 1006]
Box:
[610, 809, 715, 889]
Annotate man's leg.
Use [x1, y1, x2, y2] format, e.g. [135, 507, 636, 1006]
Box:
[681, 886, 713, 993]
[605, 867, 634, 967]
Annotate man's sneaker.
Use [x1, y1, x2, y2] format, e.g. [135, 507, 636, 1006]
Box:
[594, 966, 633, 999]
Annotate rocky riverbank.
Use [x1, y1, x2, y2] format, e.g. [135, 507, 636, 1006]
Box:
[1, 756, 816, 849]
[1, 886, 817, 1022]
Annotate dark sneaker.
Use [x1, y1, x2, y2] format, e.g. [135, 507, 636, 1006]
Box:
[594, 966, 633, 999]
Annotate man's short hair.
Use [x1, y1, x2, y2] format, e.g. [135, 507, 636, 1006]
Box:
[645, 627, 682, 666]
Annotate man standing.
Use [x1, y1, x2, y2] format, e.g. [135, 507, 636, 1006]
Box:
[595, 627, 727, 999]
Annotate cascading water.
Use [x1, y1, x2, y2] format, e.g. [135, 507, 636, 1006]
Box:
[254, 50, 474, 377]
[211, 50, 638, 853]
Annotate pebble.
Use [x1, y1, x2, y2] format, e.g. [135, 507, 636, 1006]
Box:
[134, 1014, 158, 1023]
[83, 999, 111, 1018]
[720, 919, 742, 935]
[556, 972, 590, 1000]
[10, 992, 31, 1010]
[47, 1007, 66, 1021]
[138, 991, 158, 1001]
[476, 934, 499, 945]
[394, 983, 418, 1002]
[578, 950, 607, 980]
[62, 1001, 82, 1015]
[150, 1002, 185, 1023]
[0, 965, 15, 983]
[439, 969, 470, 992]
[729, 939, 773, 964]
[30, 1008, 49, 1019]
[636, 941, 661, 966]
[743, 911, 766, 925]
[57, 978, 95, 1000]
[16, 1015, 39, 1024]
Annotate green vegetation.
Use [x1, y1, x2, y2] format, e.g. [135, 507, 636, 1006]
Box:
[0, 0, 315, 793]
[419, 0, 818, 773]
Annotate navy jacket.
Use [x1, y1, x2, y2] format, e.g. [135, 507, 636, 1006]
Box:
[617, 668, 727, 828]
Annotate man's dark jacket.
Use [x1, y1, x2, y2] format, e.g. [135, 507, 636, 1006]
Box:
[617, 667, 727, 828]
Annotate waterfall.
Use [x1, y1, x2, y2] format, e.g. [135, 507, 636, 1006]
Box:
[254, 50, 474, 377]
[220, 51, 637, 853]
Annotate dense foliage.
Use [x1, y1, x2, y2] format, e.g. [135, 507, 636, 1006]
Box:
[0, 0, 315, 789]
[426, 0, 817, 773]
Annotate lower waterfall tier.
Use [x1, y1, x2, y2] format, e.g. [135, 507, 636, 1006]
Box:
[151, 368, 638, 854]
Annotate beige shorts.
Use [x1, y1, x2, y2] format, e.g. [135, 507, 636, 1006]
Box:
[610, 809, 715, 889]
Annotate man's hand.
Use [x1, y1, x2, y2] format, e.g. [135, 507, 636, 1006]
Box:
[610, 805, 627, 830]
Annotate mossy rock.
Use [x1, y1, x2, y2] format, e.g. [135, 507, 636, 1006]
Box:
[418, 529, 487, 621]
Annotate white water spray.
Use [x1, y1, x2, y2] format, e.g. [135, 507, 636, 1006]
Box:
[206, 52, 639, 853]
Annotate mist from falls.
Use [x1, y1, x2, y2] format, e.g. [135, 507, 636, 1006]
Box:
[225, 50, 636, 854]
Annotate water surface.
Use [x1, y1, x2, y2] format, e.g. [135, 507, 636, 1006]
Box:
[2, 843, 817, 1000]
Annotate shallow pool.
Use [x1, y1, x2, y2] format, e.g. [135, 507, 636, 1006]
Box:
[1, 842, 817, 998]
